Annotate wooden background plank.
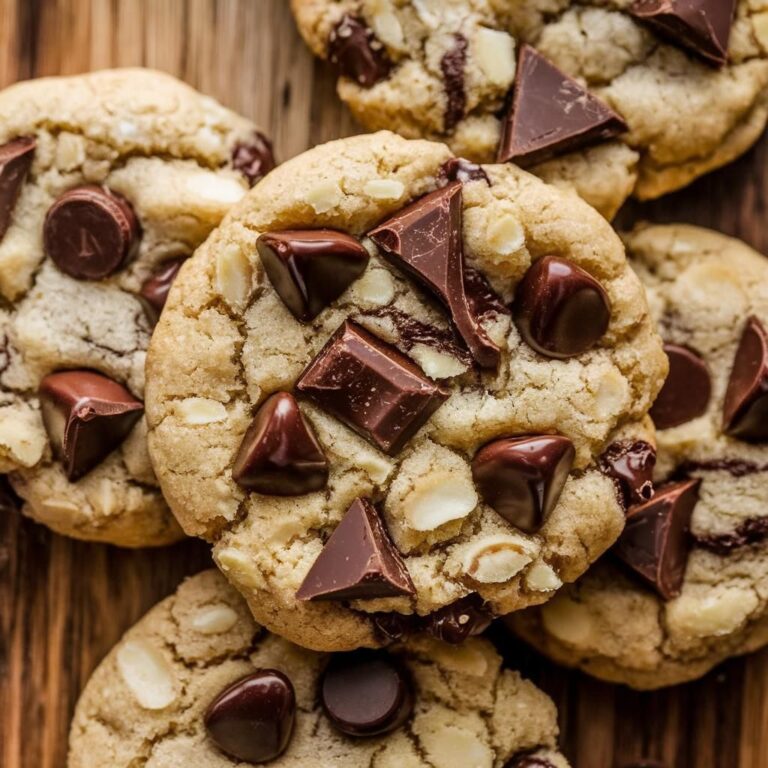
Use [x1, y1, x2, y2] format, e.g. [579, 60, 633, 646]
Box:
[0, 2, 766, 767]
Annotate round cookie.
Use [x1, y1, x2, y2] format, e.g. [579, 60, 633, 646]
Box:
[0, 69, 275, 547]
[291, 0, 768, 219]
[510, 224, 768, 689]
[146, 131, 665, 651]
[68, 569, 571, 768]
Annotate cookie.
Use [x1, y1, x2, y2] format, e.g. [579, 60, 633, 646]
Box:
[145, 131, 665, 651]
[0, 69, 275, 547]
[67, 569, 571, 768]
[291, 0, 768, 219]
[510, 224, 768, 689]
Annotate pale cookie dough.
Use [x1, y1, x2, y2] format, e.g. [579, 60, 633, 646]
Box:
[511, 224, 768, 689]
[145, 132, 665, 651]
[0, 69, 274, 547]
[291, 0, 768, 219]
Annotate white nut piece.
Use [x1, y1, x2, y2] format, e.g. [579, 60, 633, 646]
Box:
[369, 0, 404, 49]
[216, 546, 267, 590]
[351, 266, 395, 306]
[191, 604, 239, 635]
[55, 132, 87, 171]
[216, 243, 254, 310]
[416, 710, 494, 768]
[0, 406, 47, 470]
[402, 465, 478, 531]
[175, 397, 227, 425]
[462, 534, 537, 583]
[409, 344, 469, 379]
[525, 562, 562, 592]
[666, 587, 759, 639]
[475, 28, 516, 87]
[487, 215, 525, 256]
[116, 639, 177, 710]
[364, 178, 405, 201]
[186, 171, 246, 205]
[304, 180, 343, 214]
[541, 595, 595, 646]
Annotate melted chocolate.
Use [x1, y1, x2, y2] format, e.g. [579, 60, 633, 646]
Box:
[441, 34, 468, 131]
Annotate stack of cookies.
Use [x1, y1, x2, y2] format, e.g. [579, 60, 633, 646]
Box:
[2, 2, 768, 766]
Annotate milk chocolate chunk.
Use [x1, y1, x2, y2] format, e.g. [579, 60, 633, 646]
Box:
[426, 594, 493, 644]
[498, 45, 627, 167]
[599, 440, 656, 507]
[368, 182, 500, 368]
[44, 185, 140, 280]
[297, 321, 449, 455]
[321, 650, 414, 737]
[614, 478, 700, 600]
[328, 15, 391, 88]
[232, 392, 328, 495]
[204, 671, 296, 763]
[257, 230, 369, 321]
[472, 435, 575, 533]
[39, 370, 144, 481]
[722, 316, 768, 441]
[139, 258, 186, 323]
[232, 131, 276, 186]
[514, 256, 611, 359]
[296, 498, 415, 602]
[0, 137, 35, 241]
[630, 0, 736, 67]
[650, 344, 711, 429]
[441, 34, 468, 131]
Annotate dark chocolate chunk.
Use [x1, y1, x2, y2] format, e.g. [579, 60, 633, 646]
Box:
[204, 671, 296, 763]
[296, 497, 415, 601]
[328, 15, 391, 87]
[139, 258, 186, 323]
[722, 316, 768, 441]
[513, 255, 611, 359]
[44, 185, 141, 280]
[426, 594, 493, 644]
[321, 650, 413, 737]
[614, 478, 700, 600]
[463, 267, 509, 320]
[0, 137, 35, 241]
[630, 0, 736, 67]
[439, 157, 491, 187]
[650, 343, 711, 429]
[441, 34, 468, 131]
[232, 392, 328, 495]
[599, 440, 656, 507]
[39, 370, 144, 481]
[695, 516, 768, 554]
[498, 45, 627, 167]
[297, 320, 449, 455]
[472, 435, 575, 533]
[257, 229, 369, 321]
[232, 131, 276, 186]
[368, 182, 500, 368]
[371, 612, 418, 643]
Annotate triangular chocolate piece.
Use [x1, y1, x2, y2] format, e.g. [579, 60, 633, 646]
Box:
[232, 392, 328, 495]
[0, 137, 35, 241]
[614, 478, 700, 600]
[296, 498, 415, 601]
[498, 45, 627, 167]
[599, 440, 656, 507]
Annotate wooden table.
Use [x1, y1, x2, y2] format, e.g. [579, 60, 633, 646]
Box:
[1, 3, 766, 767]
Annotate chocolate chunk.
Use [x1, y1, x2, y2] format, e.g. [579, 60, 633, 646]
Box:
[463, 267, 509, 320]
[296, 497, 415, 601]
[204, 671, 296, 763]
[232, 131, 276, 186]
[139, 258, 186, 323]
[232, 392, 328, 495]
[39, 370, 144, 481]
[498, 45, 627, 167]
[614, 478, 700, 600]
[599, 440, 656, 507]
[0, 137, 35, 241]
[426, 594, 493, 644]
[321, 650, 413, 737]
[371, 612, 418, 643]
[297, 320, 449, 455]
[650, 343, 711, 429]
[630, 0, 736, 67]
[694, 516, 768, 554]
[506, 756, 557, 768]
[441, 34, 468, 131]
[328, 15, 391, 88]
[722, 316, 768, 441]
[439, 157, 491, 187]
[368, 182, 500, 368]
[257, 229, 369, 321]
[472, 435, 575, 533]
[513, 256, 611, 359]
[44, 186, 141, 280]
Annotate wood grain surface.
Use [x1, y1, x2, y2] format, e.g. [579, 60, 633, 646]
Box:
[1, 3, 767, 767]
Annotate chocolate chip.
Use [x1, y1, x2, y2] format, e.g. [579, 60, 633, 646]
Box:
[498, 45, 627, 167]
[297, 320, 449, 455]
[514, 256, 611, 359]
[649, 343, 711, 430]
[472, 435, 574, 533]
[328, 15, 391, 88]
[630, 0, 736, 67]
[722, 316, 768, 442]
[599, 440, 656, 507]
[321, 650, 413, 737]
[368, 182, 500, 368]
[426, 594, 493, 644]
[296, 497, 415, 602]
[139, 258, 186, 323]
[232, 131, 276, 186]
[257, 229, 369, 322]
[441, 34, 468, 131]
[44, 186, 141, 280]
[204, 671, 296, 763]
[0, 137, 35, 241]
[232, 392, 328, 495]
[614, 478, 700, 600]
[439, 157, 491, 187]
[39, 370, 144, 481]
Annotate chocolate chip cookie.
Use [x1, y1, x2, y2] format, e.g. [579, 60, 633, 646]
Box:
[145, 132, 665, 651]
[510, 224, 768, 689]
[68, 570, 570, 768]
[0, 69, 275, 547]
[291, 1, 768, 219]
